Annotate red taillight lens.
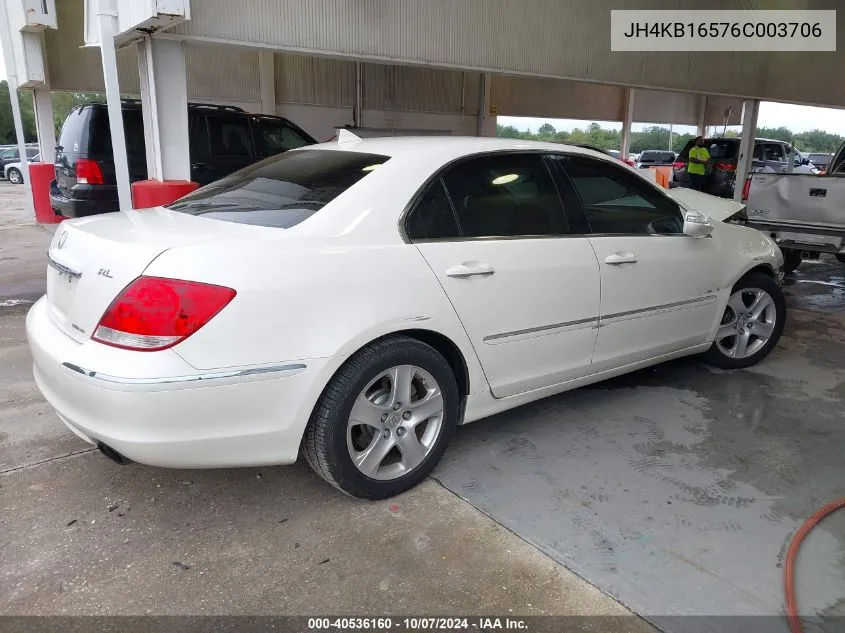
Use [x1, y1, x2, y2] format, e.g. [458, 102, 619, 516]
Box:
[76, 159, 105, 185]
[92, 276, 236, 351]
[672, 161, 685, 170]
[741, 176, 752, 201]
[714, 162, 737, 171]
[623, 158, 635, 167]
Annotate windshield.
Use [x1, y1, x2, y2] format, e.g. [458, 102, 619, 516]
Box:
[168, 149, 390, 229]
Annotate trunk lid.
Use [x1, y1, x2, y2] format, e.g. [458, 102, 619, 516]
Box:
[45, 209, 261, 344]
[665, 187, 745, 222]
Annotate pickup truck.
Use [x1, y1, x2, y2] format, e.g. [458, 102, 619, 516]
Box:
[742, 141, 845, 273]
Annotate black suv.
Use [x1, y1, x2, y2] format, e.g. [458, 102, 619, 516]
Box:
[50, 101, 316, 218]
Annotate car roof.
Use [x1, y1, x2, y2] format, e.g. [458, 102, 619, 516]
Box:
[305, 135, 617, 164]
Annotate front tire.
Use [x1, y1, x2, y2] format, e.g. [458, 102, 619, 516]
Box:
[7, 168, 22, 184]
[835, 254, 845, 265]
[302, 335, 460, 499]
[703, 272, 786, 369]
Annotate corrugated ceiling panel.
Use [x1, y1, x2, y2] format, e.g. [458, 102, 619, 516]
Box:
[364, 64, 466, 113]
[169, 0, 845, 108]
[185, 44, 259, 101]
[275, 53, 354, 107]
[492, 76, 625, 122]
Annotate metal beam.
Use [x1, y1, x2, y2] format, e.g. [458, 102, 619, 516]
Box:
[96, 0, 132, 210]
[258, 51, 275, 115]
[734, 99, 760, 203]
[620, 88, 635, 159]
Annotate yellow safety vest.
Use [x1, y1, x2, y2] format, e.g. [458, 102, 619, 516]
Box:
[688, 146, 710, 175]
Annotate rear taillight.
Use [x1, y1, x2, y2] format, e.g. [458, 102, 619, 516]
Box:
[741, 176, 752, 201]
[714, 163, 737, 171]
[92, 276, 236, 351]
[623, 158, 635, 167]
[672, 161, 685, 170]
[76, 159, 105, 185]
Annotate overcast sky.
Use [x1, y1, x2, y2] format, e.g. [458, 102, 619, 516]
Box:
[2, 44, 843, 136]
[499, 100, 845, 136]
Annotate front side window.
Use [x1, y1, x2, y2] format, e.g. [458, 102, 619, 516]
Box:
[558, 156, 683, 235]
[167, 149, 389, 229]
[255, 118, 314, 156]
[439, 153, 569, 238]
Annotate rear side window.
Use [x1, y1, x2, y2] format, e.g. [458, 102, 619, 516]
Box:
[88, 107, 146, 157]
[167, 150, 389, 229]
[209, 117, 254, 156]
[436, 153, 569, 238]
[406, 180, 460, 240]
[254, 118, 313, 156]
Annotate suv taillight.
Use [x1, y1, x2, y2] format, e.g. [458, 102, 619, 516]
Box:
[672, 161, 685, 170]
[92, 276, 237, 351]
[742, 176, 752, 202]
[76, 159, 105, 185]
[714, 162, 737, 171]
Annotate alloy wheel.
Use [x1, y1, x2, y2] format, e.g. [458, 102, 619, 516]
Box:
[346, 365, 444, 481]
[715, 287, 778, 359]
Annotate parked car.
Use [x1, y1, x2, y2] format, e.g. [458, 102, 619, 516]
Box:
[743, 138, 845, 273]
[672, 137, 817, 198]
[806, 152, 834, 171]
[0, 146, 39, 175]
[4, 153, 41, 184]
[28, 136, 785, 499]
[635, 150, 676, 169]
[50, 101, 316, 218]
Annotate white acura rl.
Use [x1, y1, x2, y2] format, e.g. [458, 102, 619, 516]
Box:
[27, 134, 785, 499]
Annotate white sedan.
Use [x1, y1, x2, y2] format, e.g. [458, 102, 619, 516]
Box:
[5, 153, 39, 184]
[27, 135, 786, 499]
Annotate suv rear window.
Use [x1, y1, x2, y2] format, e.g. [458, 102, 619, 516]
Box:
[89, 107, 146, 156]
[678, 139, 739, 162]
[167, 149, 389, 229]
[58, 107, 90, 154]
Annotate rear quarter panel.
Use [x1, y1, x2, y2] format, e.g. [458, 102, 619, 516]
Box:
[143, 237, 488, 394]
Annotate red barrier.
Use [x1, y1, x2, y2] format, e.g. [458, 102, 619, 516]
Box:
[131, 179, 199, 209]
[29, 163, 62, 224]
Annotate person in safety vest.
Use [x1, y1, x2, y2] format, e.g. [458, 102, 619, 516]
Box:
[687, 136, 710, 191]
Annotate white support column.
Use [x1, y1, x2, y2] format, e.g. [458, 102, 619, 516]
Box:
[31, 32, 56, 163]
[258, 51, 276, 115]
[476, 72, 495, 137]
[97, 0, 132, 210]
[734, 99, 760, 203]
[696, 95, 708, 138]
[137, 36, 190, 181]
[620, 88, 635, 159]
[0, 5, 31, 192]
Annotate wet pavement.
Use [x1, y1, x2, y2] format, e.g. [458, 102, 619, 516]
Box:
[435, 259, 845, 632]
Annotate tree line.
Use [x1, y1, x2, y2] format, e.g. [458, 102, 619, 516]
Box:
[497, 121, 845, 154]
[0, 81, 101, 145]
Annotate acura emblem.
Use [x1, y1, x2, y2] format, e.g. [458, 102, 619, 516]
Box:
[57, 232, 68, 249]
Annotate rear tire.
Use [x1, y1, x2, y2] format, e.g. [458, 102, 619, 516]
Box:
[302, 335, 460, 499]
[836, 254, 845, 265]
[7, 168, 22, 184]
[703, 272, 786, 370]
[782, 250, 802, 274]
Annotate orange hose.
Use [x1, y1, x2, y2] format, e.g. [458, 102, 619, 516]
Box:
[785, 498, 845, 633]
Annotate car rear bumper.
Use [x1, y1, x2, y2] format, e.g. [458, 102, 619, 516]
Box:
[50, 181, 119, 218]
[26, 296, 328, 468]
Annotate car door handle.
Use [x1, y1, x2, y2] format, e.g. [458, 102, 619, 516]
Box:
[445, 263, 495, 278]
[605, 252, 638, 265]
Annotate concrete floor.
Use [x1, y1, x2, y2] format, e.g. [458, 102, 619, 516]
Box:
[435, 259, 845, 633]
[0, 184, 652, 629]
[2, 184, 843, 630]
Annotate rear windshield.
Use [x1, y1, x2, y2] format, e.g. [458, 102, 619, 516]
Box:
[58, 107, 90, 153]
[167, 149, 390, 229]
[678, 139, 739, 162]
[89, 107, 146, 156]
[640, 151, 675, 162]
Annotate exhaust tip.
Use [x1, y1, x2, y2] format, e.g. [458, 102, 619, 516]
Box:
[97, 442, 132, 465]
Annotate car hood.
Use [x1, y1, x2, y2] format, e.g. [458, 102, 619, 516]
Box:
[665, 187, 745, 222]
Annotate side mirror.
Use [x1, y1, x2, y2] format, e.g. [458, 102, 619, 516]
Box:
[683, 210, 714, 238]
